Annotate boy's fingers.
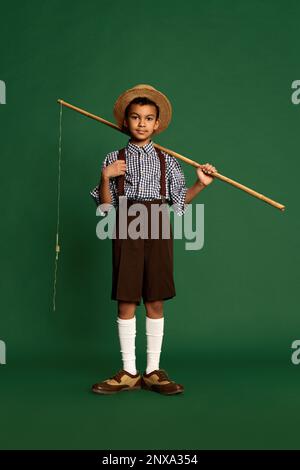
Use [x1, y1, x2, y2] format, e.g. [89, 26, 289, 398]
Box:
[203, 164, 217, 174]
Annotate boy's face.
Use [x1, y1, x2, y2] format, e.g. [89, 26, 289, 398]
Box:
[123, 103, 160, 141]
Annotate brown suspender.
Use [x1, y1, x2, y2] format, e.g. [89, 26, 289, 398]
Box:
[116, 148, 126, 197]
[158, 149, 166, 201]
[116, 147, 166, 202]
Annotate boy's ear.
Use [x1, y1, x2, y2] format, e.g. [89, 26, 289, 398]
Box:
[154, 119, 160, 130]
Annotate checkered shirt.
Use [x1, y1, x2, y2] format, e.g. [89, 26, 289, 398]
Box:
[90, 139, 188, 216]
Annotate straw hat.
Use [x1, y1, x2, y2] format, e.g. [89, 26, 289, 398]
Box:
[113, 84, 172, 135]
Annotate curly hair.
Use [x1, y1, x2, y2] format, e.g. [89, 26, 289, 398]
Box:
[125, 97, 159, 119]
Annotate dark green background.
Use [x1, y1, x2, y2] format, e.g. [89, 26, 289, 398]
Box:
[1, 0, 299, 450]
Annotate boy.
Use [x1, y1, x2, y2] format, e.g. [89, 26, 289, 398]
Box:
[90, 84, 217, 395]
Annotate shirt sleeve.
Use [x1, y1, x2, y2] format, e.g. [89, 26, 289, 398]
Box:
[167, 156, 188, 216]
[89, 153, 118, 215]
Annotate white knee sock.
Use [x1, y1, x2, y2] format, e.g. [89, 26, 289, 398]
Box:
[116, 316, 137, 375]
[146, 316, 164, 374]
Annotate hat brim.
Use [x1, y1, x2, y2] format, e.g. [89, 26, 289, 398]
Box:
[113, 86, 172, 136]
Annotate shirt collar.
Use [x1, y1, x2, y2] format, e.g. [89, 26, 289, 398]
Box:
[127, 139, 155, 155]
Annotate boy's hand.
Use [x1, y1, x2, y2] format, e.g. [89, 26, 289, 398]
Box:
[102, 160, 127, 179]
[196, 163, 217, 186]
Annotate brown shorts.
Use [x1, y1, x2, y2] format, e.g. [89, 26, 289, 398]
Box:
[111, 198, 176, 305]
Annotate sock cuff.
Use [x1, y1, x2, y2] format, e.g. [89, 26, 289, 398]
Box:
[117, 316, 136, 324]
[146, 316, 164, 336]
[146, 317, 164, 322]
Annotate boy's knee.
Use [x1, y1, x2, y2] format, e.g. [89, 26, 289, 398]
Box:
[117, 301, 137, 319]
[145, 300, 163, 318]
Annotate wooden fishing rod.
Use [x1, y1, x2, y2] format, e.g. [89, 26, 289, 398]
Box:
[57, 99, 285, 211]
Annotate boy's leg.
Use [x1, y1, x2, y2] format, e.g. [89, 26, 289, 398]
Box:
[91, 300, 141, 394]
[144, 300, 164, 374]
[143, 300, 184, 395]
[117, 301, 138, 375]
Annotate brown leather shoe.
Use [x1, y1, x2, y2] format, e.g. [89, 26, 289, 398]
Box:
[141, 369, 184, 395]
[92, 369, 141, 395]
